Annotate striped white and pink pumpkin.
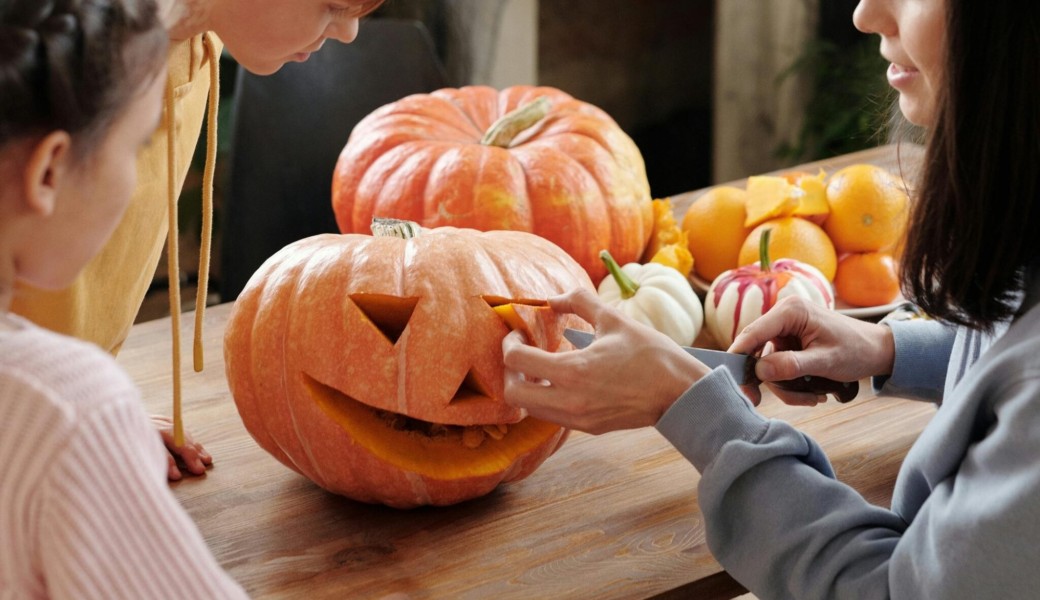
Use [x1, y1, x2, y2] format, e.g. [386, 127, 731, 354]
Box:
[704, 257, 834, 349]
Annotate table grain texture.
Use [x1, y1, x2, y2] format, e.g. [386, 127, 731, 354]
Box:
[120, 143, 931, 600]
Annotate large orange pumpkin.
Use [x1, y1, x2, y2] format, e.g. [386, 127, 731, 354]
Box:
[331, 85, 653, 285]
[223, 221, 593, 508]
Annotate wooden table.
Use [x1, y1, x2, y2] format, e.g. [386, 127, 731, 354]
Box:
[120, 143, 934, 599]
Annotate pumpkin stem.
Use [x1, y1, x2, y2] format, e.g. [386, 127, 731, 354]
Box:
[759, 228, 773, 272]
[480, 96, 552, 148]
[600, 250, 639, 299]
[371, 217, 423, 239]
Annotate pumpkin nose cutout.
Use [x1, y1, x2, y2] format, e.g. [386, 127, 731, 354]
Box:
[450, 369, 495, 405]
[349, 294, 418, 345]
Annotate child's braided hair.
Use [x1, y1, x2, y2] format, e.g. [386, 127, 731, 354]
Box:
[0, 0, 167, 157]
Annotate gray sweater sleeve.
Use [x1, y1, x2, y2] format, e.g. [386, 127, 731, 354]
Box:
[658, 354, 1040, 599]
[657, 369, 906, 599]
[871, 319, 955, 402]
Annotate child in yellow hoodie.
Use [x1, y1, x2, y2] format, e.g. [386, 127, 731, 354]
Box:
[11, 0, 386, 479]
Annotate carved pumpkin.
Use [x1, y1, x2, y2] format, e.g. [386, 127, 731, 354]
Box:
[223, 221, 594, 508]
[331, 85, 653, 285]
[705, 229, 834, 348]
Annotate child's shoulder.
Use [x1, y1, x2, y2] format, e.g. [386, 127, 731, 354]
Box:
[0, 314, 139, 419]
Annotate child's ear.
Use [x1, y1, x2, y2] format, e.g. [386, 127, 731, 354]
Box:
[23, 131, 73, 217]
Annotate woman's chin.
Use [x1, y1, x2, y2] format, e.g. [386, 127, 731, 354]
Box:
[898, 95, 936, 128]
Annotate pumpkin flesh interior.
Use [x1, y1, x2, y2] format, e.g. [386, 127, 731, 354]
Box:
[487, 299, 562, 352]
[305, 375, 560, 479]
[492, 304, 528, 332]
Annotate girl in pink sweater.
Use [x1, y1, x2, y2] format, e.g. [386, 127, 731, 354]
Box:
[0, 0, 245, 597]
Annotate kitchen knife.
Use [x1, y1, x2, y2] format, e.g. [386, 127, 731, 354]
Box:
[563, 328, 858, 403]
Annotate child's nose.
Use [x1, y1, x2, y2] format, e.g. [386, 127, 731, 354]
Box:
[327, 18, 360, 44]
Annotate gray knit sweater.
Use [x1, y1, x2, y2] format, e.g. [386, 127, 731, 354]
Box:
[656, 276, 1040, 599]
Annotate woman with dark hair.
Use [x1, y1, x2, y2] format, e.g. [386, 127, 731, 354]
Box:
[503, 0, 1040, 596]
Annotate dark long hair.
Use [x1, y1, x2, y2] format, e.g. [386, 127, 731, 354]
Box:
[901, 1, 1040, 330]
[0, 0, 168, 158]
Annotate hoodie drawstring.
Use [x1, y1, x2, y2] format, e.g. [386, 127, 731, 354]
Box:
[194, 32, 220, 373]
[163, 76, 182, 446]
[168, 32, 220, 447]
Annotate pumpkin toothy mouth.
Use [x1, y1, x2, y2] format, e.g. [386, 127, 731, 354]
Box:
[303, 375, 561, 479]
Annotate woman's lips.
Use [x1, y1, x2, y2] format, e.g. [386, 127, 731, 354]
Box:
[887, 62, 919, 89]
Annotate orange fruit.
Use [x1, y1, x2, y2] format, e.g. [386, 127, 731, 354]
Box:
[738, 217, 837, 280]
[744, 176, 801, 228]
[744, 172, 831, 228]
[682, 186, 753, 282]
[783, 170, 830, 223]
[824, 164, 909, 253]
[834, 252, 901, 307]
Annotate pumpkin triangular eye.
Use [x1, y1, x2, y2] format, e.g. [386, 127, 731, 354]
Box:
[451, 368, 494, 404]
[349, 294, 419, 345]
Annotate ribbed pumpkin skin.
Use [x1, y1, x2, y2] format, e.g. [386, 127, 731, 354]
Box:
[332, 85, 653, 285]
[223, 227, 593, 508]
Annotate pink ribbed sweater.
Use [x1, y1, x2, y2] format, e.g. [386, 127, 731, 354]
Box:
[0, 314, 247, 599]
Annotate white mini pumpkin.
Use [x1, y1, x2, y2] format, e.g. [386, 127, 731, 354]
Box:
[597, 250, 703, 346]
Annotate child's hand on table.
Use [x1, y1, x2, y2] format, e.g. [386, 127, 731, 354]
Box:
[150, 415, 213, 481]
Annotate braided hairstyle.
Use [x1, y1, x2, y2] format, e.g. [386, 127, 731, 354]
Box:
[0, 0, 167, 158]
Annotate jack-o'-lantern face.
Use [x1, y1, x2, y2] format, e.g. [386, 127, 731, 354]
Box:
[224, 225, 593, 508]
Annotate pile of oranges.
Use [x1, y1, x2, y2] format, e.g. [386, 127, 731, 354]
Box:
[681, 164, 908, 308]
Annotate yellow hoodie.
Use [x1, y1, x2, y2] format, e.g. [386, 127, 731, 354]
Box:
[11, 33, 222, 442]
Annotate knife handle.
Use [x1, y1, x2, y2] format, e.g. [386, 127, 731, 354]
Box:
[770, 375, 859, 403]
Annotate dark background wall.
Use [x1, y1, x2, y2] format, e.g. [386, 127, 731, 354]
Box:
[375, 0, 715, 199]
[538, 0, 714, 199]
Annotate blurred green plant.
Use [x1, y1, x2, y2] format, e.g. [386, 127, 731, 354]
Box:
[775, 35, 894, 162]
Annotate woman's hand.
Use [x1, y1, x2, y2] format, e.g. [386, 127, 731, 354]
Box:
[502, 287, 711, 434]
[150, 415, 213, 481]
[729, 296, 895, 406]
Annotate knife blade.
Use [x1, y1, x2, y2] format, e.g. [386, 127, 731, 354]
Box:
[563, 328, 858, 403]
